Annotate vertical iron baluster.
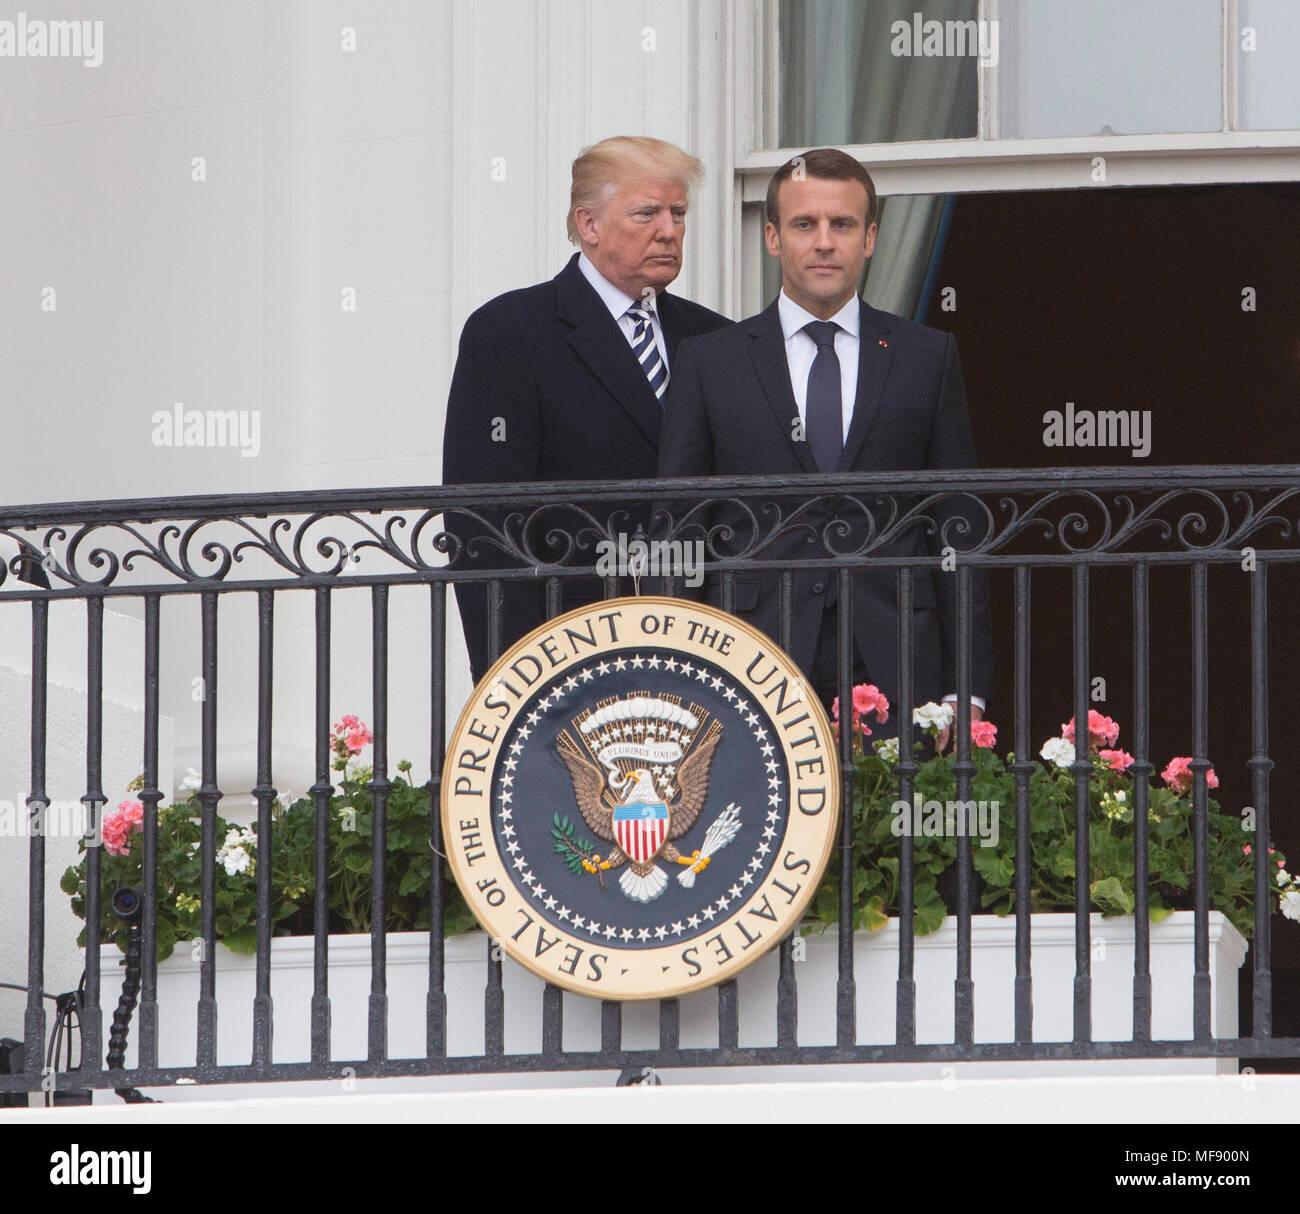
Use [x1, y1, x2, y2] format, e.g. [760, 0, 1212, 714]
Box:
[600, 1000, 621, 1060]
[484, 580, 504, 1056]
[428, 583, 447, 1059]
[953, 565, 974, 1047]
[309, 587, 332, 1065]
[1191, 563, 1211, 1039]
[1249, 561, 1273, 1040]
[196, 591, 221, 1069]
[1071, 565, 1092, 1045]
[718, 982, 739, 1052]
[714, 574, 739, 1047]
[81, 595, 107, 1076]
[80, 596, 105, 1075]
[252, 589, 275, 1069]
[139, 595, 161, 1069]
[659, 999, 680, 1055]
[836, 566, 855, 1048]
[543, 574, 564, 1060]
[369, 585, 391, 1062]
[1131, 564, 1152, 1041]
[895, 568, 916, 1046]
[776, 569, 798, 1049]
[541, 984, 564, 1062]
[24, 599, 48, 1087]
[1012, 567, 1034, 1043]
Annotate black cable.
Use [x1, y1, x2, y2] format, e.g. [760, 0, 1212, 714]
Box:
[0, 980, 58, 1000]
[43, 988, 81, 1108]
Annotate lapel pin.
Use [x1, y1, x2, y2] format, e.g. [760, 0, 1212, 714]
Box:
[878, 339, 888, 348]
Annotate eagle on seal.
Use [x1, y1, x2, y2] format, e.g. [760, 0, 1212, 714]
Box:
[556, 727, 721, 903]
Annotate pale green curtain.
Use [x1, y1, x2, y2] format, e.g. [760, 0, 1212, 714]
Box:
[763, 0, 977, 318]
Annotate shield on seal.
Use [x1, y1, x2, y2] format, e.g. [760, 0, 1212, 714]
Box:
[614, 802, 670, 864]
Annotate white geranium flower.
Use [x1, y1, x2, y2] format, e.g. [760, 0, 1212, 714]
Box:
[215, 826, 256, 877]
[873, 736, 900, 764]
[913, 702, 954, 731]
[180, 767, 201, 792]
[217, 844, 250, 877]
[1277, 869, 1291, 888]
[1040, 736, 1077, 768]
[1281, 891, 1300, 922]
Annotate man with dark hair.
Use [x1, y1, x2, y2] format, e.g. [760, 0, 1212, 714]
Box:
[659, 148, 991, 745]
[443, 137, 731, 684]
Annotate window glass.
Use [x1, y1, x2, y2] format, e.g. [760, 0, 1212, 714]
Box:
[997, 0, 1222, 138]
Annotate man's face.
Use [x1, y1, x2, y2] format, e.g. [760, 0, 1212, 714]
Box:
[765, 176, 877, 319]
[576, 177, 688, 298]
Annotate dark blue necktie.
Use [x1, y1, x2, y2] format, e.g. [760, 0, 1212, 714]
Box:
[627, 304, 668, 402]
[803, 321, 842, 472]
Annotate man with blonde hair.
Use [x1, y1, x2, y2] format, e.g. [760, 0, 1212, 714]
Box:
[443, 136, 730, 683]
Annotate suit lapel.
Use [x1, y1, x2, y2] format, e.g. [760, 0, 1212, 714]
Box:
[747, 302, 817, 473]
[840, 300, 896, 470]
[555, 254, 663, 449]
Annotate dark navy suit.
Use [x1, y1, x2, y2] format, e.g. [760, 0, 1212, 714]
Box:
[442, 253, 731, 683]
[657, 297, 993, 710]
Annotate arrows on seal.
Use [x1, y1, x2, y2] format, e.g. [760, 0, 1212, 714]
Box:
[677, 802, 742, 888]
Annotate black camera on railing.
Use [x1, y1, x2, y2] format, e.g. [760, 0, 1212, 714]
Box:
[111, 886, 142, 926]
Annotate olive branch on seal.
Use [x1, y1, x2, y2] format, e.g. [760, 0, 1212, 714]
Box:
[551, 814, 598, 876]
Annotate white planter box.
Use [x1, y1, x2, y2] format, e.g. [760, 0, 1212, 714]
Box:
[96, 910, 1247, 1098]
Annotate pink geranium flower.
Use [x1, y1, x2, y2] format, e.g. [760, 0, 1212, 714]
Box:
[832, 684, 890, 740]
[1061, 710, 1120, 750]
[344, 724, 372, 754]
[330, 715, 373, 756]
[1097, 748, 1135, 773]
[970, 719, 998, 748]
[852, 684, 889, 725]
[1161, 756, 1219, 796]
[101, 799, 144, 856]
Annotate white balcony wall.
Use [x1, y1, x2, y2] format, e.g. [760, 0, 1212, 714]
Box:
[0, 3, 732, 827]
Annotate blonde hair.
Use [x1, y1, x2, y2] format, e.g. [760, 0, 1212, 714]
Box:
[567, 136, 704, 244]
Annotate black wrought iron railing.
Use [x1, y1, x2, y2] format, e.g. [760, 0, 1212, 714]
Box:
[0, 466, 1296, 1099]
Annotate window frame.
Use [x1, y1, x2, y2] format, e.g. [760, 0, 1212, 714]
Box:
[734, 0, 1300, 315]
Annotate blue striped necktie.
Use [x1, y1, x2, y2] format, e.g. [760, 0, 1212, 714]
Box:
[627, 303, 668, 403]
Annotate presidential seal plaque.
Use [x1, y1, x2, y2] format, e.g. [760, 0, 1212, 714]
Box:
[442, 597, 840, 1000]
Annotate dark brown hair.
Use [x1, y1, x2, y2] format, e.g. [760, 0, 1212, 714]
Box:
[765, 148, 877, 229]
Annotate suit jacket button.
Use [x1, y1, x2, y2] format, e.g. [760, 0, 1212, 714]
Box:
[812, 580, 825, 594]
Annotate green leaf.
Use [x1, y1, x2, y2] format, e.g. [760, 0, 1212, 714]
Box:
[1090, 876, 1134, 915]
[861, 894, 889, 933]
[223, 925, 258, 955]
[914, 895, 947, 936]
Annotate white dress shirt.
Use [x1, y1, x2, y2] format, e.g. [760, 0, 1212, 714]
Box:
[578, 251, 670, 373]
[777, 288, 859, 442]
[776, 288, 984, 715]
